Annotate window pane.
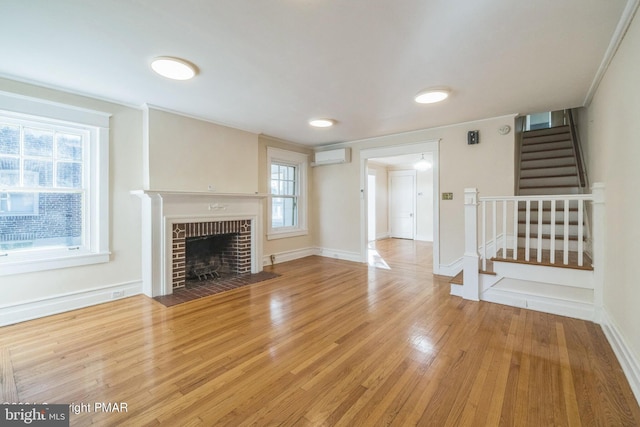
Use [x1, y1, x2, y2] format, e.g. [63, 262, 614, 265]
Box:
[57, 133, 83, 161]
[24, 128, 54, 157]
[0, 157, 20, 186]
[57, 162, 82, 188]
[24, 159, 53, 187]
[0, 192, 38, 216]
[0, 192, 83, 251]
[271, 196, 296, 228]
[0, 124, 20, 155]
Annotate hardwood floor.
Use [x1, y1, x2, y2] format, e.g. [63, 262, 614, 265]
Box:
[1, 238, 639, 426]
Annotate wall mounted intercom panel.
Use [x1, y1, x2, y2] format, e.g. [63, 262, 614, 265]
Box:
[467, 130, 479, 145]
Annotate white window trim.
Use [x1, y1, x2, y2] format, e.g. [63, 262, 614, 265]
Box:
[267, 147, 308, 240]
[0, 90, 111, 276]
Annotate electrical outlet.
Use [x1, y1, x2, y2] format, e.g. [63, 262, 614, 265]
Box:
[442, 192, 454, 200]
[112, 290, 124, 299]
[208, 184, 215, 191]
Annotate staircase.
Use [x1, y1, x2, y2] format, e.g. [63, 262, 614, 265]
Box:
[453, 114, 603, 321]
[518, 125, 581, 196]
[514, 123, 589, 253]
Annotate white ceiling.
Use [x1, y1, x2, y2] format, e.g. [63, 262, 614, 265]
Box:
[0, 0, 629, 146]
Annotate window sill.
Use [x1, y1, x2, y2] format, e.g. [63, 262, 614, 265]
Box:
[267, 228, 309, 241]
[0, 251, 110, 276]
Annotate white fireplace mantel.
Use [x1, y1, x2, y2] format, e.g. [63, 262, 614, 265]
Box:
[132, 190, 267, 297]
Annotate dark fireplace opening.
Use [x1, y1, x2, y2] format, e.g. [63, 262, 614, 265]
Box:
[185, 233, 238, 285]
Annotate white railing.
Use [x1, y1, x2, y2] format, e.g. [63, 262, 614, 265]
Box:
[477, 194, 593, 270]
[461, 184, 605, 316]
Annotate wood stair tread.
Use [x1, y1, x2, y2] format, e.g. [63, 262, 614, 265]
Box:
[490, 249, 593, 271]
[519, 174, 578, 180]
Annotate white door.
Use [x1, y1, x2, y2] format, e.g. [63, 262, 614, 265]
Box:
[389, 170, 416, 239]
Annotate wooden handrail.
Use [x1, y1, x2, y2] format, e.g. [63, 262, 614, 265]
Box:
[566, 109, 588, 188]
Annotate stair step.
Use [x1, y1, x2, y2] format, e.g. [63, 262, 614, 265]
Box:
[522, 125, 570, 138]
[522, 134, 572, 146]
[491, 278, 593, 302]
[521, 140, 572, 152]
[518, 232, 583, 241]
[521, 148, 575, 160]
[520, 156, 576, 168]
[518, 219, 580, 226]
[520, 165, 577, 178]
[519, 186, 581, 196]
[491, 248, 592, 270]
[519, 177, 580, 189]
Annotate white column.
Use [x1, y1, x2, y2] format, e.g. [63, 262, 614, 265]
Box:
[463, 188, 480, 301]
[592, 183, 605, 323]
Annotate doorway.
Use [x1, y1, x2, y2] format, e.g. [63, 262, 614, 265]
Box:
[360, 141, 440, 274]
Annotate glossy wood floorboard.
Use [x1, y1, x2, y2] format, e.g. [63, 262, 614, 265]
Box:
[1, 239, 639, 426]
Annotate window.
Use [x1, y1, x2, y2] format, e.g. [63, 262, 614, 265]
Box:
[0, 91, 110, 276]
[267, 147, 308, 239]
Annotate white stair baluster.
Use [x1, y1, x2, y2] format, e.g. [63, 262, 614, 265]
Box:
[563, 199, 570, 265]
[513, 200, 518, 260]
[492, 200, 497, 259]
[482, 200, 487, 271]
[578, 199, 584, 266]
[502, 200, 507, 258]
[525, 199, 531, 261]
[550, 199, 556, 264]
[537, 199, 543, 263]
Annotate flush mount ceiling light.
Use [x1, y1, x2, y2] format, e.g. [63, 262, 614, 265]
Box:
[414, 153, 432, 171]
[151, 57, 197, 80]
[309, 118, 335, 128]
[414, 88, 450, 104]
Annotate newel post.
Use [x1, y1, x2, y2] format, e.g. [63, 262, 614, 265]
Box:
[591, 183, 605, 323]
[463, 188, 480, 301]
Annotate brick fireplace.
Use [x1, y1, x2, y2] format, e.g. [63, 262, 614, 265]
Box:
[172, 219, 251, 289]
[133, 190, 265, 297]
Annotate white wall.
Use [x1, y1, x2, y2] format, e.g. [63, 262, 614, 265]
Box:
[586, 10, 640, 381]
[314, 115, 516, 267]
[145, 107, 259, 193]
[0, 78, 143, 308]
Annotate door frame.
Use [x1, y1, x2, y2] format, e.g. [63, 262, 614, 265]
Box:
[360, 140, 440, 274]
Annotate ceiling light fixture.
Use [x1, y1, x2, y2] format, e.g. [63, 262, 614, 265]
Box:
[414, 153, 432, 171]
[151, 57, 198, 80]
[415, 88, 450, 104]
[309, 118, 335, 128]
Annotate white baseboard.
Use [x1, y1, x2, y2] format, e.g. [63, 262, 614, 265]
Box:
[0, 280, 143, 326]
[415, 234, 433, 242]
[317, 247, 363, 263]
[376, 232, 390, 240]
[439, 257, 463, 277]
[263, 247, 318, 266]
[600, 309, 640, 406]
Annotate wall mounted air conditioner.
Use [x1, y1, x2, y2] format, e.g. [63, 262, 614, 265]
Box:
[311, 148, 351, 166]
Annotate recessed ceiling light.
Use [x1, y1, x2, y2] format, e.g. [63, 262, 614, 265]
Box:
[309, 119, 335, 128]
[415, 88, 450, 104]
[151, 57, 197, 80]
